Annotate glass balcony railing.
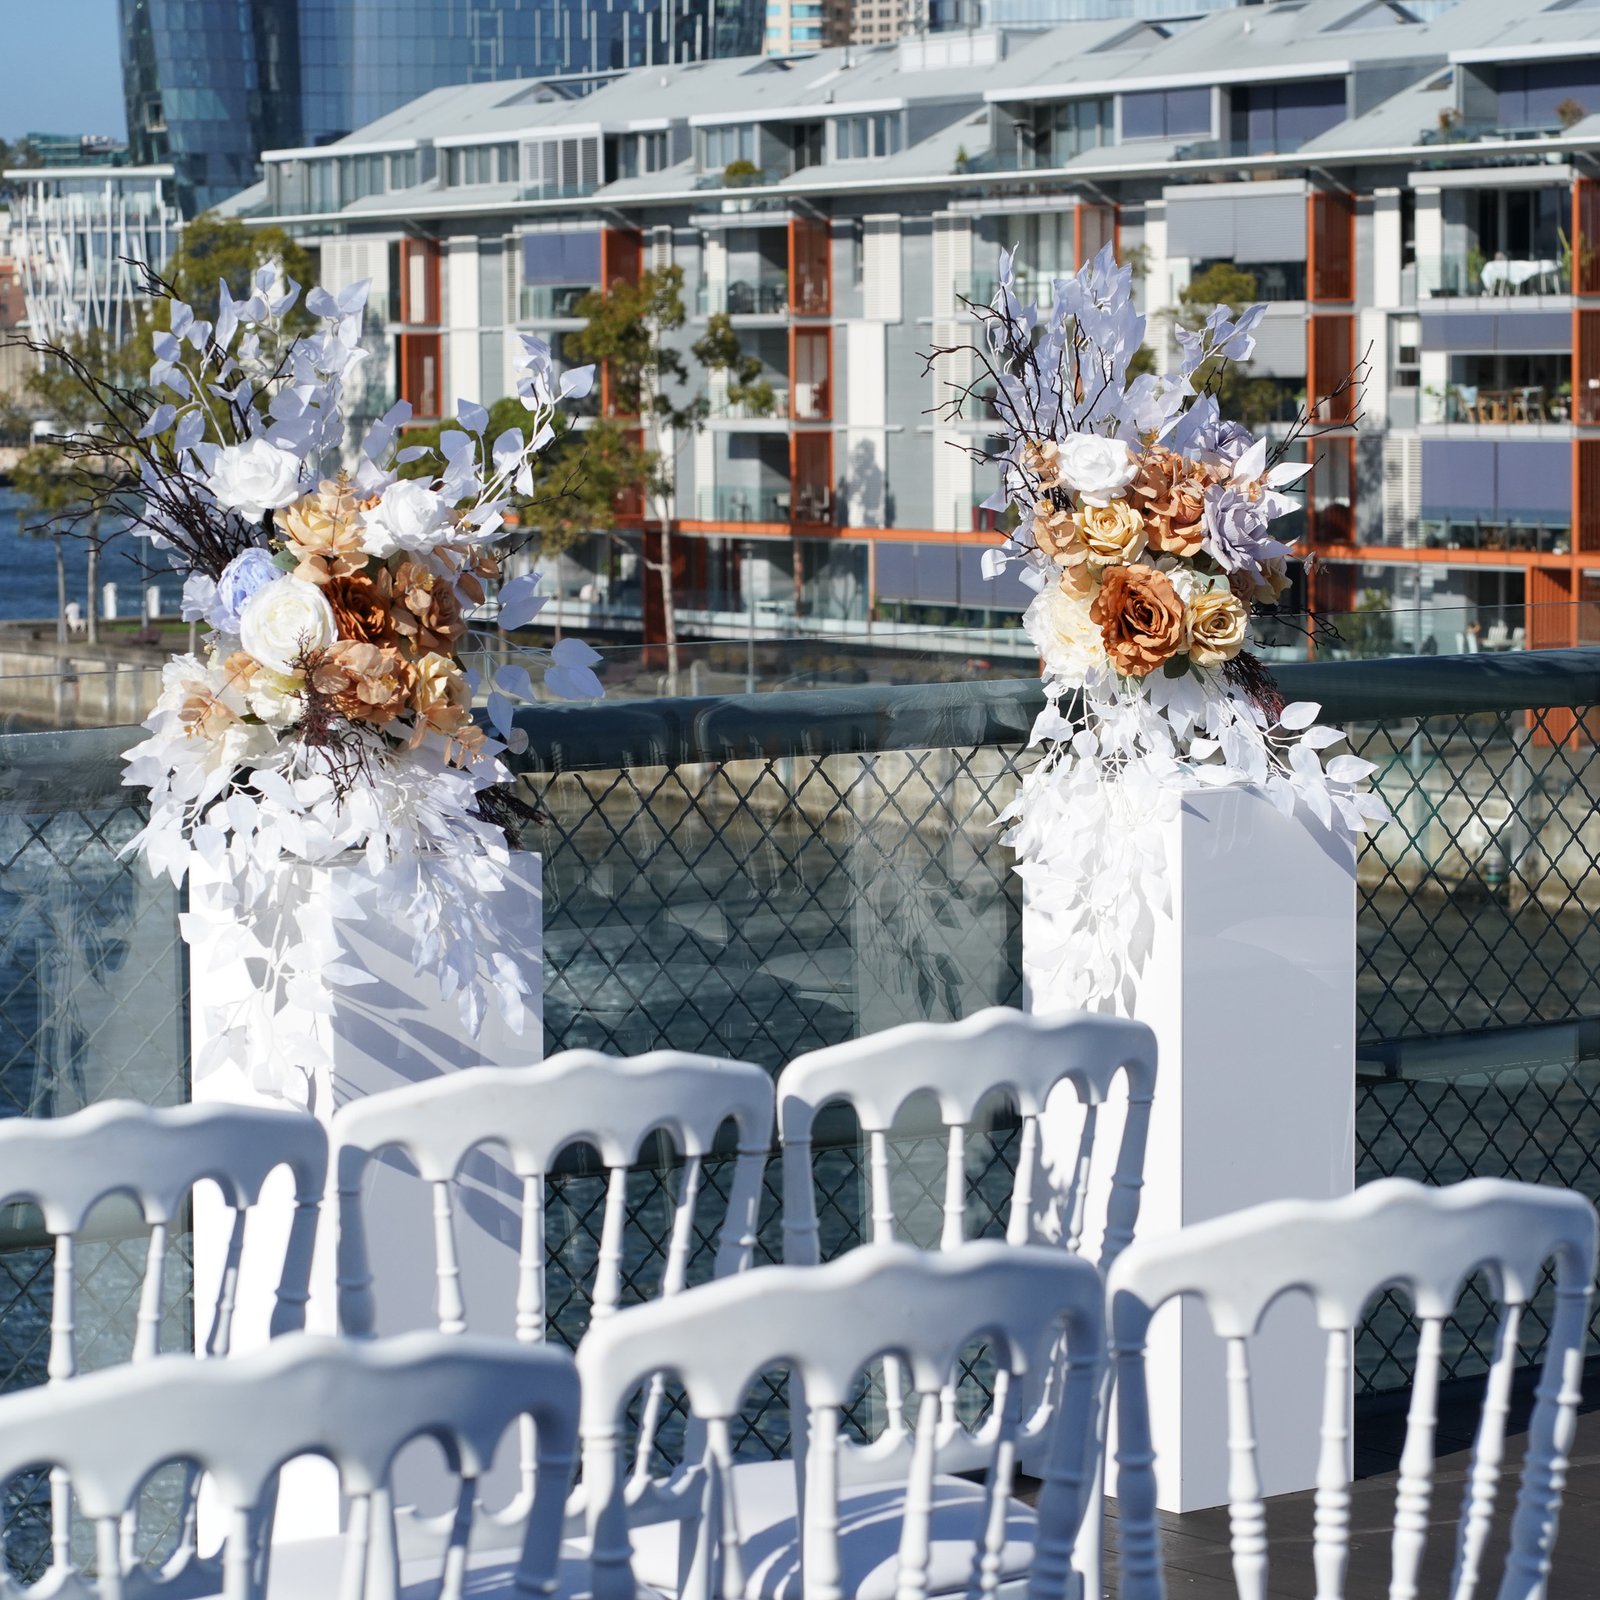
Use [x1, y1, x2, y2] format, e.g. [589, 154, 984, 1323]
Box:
[707, 383, 789, 419]
[1416, 252, 1570, 299]
[694, 485, 792, 523]
[519, 283, 594, 321]
[697, 278, 789, 316]
[1420, 384, 1572, 425]
[1416, 517, 1572, 556]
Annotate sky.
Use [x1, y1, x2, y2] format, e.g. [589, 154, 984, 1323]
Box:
[4, 0, 127, 142]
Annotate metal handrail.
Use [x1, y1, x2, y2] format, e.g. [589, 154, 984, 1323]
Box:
[4, 646, 1600, 807]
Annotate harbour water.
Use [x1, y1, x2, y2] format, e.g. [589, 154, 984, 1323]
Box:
[0, 489, 178, 623]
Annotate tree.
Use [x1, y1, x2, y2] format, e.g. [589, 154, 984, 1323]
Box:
[1132, 261, 1299, 428]
[153, 215, 314, 330]
[568, 266, 774, 687]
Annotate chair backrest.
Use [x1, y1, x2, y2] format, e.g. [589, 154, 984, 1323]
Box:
[0, 1332, 579, 1600]
[0, 1100, 327, 1372]
[579, 1242, 1106, 1600]
[333, 1051, 775, 1344]
[778, 1007, 1157, 1271]
[1108, 1177, 1599, 1600]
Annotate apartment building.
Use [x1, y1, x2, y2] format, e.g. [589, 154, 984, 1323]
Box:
[242, 0, 1600, 657]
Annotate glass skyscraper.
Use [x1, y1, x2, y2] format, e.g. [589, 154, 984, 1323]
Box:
[119, 0, 765, 215]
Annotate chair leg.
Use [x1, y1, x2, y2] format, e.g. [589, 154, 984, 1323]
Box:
[1071, 1450, 1105, 1600]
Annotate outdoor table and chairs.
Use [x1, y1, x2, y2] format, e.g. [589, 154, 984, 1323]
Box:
[0, 1013, 1592, 1599]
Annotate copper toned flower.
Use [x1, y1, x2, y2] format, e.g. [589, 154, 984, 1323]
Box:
[309, 640, 412, 725]
[1089, 563, 1185, 677]
[325, 570, 397, 647]
[390, 561, 465, 657]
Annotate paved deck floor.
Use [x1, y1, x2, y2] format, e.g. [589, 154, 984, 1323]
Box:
[1095, 1362, 1600, 1598]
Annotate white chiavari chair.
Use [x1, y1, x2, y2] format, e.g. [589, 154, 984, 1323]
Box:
[0, 1100, 326, 1574]
[580, 1242, 1106, 1600]
[1109, 1177, 1597, 1600]
[0, 1332, 583, 1600]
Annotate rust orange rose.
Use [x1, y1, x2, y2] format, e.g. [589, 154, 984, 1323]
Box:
[325, 570, 397, 646]
[1089, 563, 1185, 677]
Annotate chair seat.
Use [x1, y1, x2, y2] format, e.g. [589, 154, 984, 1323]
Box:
[263, 1537, 669, 1598]
[628, 1458, 1038, 1600]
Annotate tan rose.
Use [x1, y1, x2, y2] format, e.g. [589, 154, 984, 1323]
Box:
[410, 651, 482, 756]
[1089, 563, 1185, 678]
[1185, 589, 1249, 667]
[1071, 499, 1148, 567]
[281, 479, 368, 585]
[325, 570, 398, 647]
[309, 640, 412, 725]
[390, 560, 465, 657]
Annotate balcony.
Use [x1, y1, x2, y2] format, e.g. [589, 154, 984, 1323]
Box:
[518, 283, 593, 321]
[1416, 518, 1571, 556]
[697, 278, 788, 316]
[1417, 252, 1570, 299]
[694, 485, 791, 523]
[1421, 357, 1571, 427]
[707, 382, 789, 420]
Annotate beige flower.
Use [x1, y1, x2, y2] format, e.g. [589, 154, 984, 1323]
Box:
[1071, 499, 1148, 568]
[1033, 500, 1083, 562]
[410, 651, 482, 755]
[1089, 563, 1185, 678]
[1022, 437, 1063, 490]
[1185, 589, 1249, 667]
[281, 479, 368, 585]
[391, 560, 465, 657]
[1254, 556, 1292, 605]
[309, 640, 412, 725]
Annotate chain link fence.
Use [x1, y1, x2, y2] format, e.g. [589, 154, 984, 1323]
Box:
[2, 653, 1599, 1519]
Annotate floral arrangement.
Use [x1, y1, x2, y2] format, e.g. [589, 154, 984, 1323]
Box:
[950, 248, 1386, 1009]
[40, 268, 597, 1101]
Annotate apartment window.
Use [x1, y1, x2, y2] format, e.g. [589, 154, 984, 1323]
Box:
[309, 159, 336, 212]
[700, 124, 758, 169]
[832, 111, 903, 162]
[446, 143, 517, 186]
[1119, 87, 1212, 140]
[338, 152, 385, 202]
[1229, 80, 1346, 154]
[388, 150, 418, 189]
[1045, 97, 1111, 164]
[1498, 59, 1600, 130]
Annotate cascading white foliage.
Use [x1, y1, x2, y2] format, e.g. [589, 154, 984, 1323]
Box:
[967, 247, 1387, 1011]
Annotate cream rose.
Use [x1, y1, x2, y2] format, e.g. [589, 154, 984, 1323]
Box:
[205, 438, 305, 520]
[247, 668, 307, 728]
[1185, 588, 1249, 667]
[361, 479, 449, 558]
[1071, 500, 1148, 568]
[1057, 434, 1138, 507]
[239, 576, 338, 675]
[1023, 582, 1107, 682]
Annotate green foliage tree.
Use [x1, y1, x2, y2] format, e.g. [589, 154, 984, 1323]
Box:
[567, 265, 774, 686]
[1129, 261, 1298, 428]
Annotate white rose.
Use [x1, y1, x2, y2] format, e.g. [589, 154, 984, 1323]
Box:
[1057, 434, 1138, 508]
[361, 479, 448, 558]
[239, 577, 337, 675]
[1024, 582, 1106, 684]
[205, 438, 305, 520]
[247, 669, 307, 728]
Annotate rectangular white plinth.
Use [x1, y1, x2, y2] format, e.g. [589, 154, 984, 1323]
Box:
[188, 851, 544, 1538]
[1026, 786, 1355, 1513]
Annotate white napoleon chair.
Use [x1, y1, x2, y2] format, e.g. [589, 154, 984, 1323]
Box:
[580, 1242, 1107, 1600]
[331, 1051, 775, 1545]
[0, 1101, 327, 1571]
[0, 1331, 581, 1600]
[1108, 1177, 1599, 1600]
[777, 1009, 1156, 1592]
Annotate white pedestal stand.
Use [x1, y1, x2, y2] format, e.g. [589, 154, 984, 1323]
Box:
[1026, 786, 1356, 1515]
[187, 852, 544, 1539]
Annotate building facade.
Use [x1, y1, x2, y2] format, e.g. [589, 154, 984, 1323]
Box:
[245, 0, 1600, 658]
[119, 0, 766, 216]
